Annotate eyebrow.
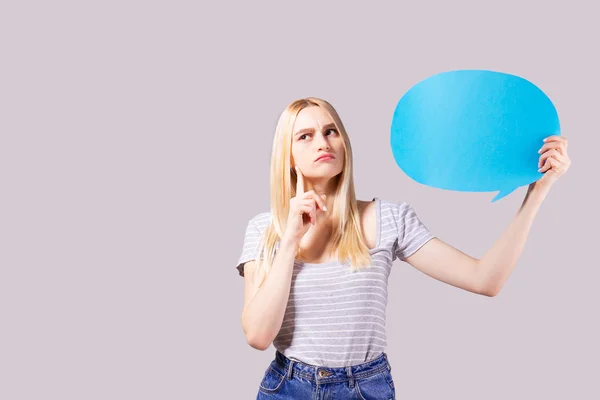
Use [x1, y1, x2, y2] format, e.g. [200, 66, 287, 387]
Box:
[294, 123, 337, 137]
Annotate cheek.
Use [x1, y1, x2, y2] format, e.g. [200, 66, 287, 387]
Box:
[291, 146, 306, 162]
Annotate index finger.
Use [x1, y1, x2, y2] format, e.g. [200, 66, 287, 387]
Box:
[543, 135, 564, 143]
[295, 165, 304, 194]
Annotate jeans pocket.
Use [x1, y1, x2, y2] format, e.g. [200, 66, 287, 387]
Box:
[258, 365, 286, 394]
[354, 370, 396, 400]
[380, 369, 395, 391]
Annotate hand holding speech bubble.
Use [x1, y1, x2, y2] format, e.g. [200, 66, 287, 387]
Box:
[390, 70, 560, 202]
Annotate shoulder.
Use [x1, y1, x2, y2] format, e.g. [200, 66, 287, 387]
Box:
[247, 211, 270, 231]
[378, 198, 413, 213]
[371, 198, 406, 213]
[251, 211, 270, 223]
[376, 198, 423, 227]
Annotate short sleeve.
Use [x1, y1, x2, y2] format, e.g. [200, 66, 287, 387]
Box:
[394, 203, 435, 261]
[236, 217, 264, 277]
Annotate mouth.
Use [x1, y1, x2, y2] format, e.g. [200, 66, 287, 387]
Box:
[315, 154, 335, 162]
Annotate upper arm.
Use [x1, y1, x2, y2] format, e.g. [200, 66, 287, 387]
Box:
[236, 215, 267, 326]
[393, 202, 486, 296]
[241, 260, 262, 324]
[404, 238, 486, 295]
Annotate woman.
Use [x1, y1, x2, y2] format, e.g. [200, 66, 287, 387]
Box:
[236, 97, 570, 399]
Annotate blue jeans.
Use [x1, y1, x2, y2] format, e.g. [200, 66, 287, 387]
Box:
[257, 350, 396, 399]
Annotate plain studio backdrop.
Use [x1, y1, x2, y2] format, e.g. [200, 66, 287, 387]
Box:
[0, 1, 598, 399]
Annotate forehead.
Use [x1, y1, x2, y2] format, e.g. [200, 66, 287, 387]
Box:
[293, 106, 334, 132]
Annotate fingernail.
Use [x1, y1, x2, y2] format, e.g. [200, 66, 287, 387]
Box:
[323, 205, 327, 211]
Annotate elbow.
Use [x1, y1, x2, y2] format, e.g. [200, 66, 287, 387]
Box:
[245, 332, 272, 351]
[475, 267, 501, 297]
[481, 289, 499, 297]
[242, 320, 273, 351]
[480, 283, 501, 297]
[241, 310, 275, 350]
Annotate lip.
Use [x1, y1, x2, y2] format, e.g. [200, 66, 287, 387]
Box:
[315, 153, 335, 162]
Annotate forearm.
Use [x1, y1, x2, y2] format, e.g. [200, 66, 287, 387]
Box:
[241, 237, 298, 349]
[478, 184, 549, 296]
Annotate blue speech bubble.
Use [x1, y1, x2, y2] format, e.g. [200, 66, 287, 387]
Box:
[390, 70, 560, 202]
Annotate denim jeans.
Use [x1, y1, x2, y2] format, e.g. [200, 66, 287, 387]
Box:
[256, 350, 396, 399]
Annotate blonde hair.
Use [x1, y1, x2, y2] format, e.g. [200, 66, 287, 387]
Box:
[252, 97, 372, 287]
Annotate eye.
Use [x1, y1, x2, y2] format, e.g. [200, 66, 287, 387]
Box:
[298, 129, 337, 140]
[299, 129, 337, 141]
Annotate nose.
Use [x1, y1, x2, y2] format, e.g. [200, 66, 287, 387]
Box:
[315, 132, 331, 150]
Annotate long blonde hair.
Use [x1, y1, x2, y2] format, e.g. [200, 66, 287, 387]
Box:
[253, 97, 372, 287]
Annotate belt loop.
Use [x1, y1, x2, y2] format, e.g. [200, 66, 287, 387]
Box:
[384, 353, 392, 372]
[286, 360, 295, 380]
[345, 366, 355, 388]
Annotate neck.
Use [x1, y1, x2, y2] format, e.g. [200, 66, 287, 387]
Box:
[304, 176, 339, 209]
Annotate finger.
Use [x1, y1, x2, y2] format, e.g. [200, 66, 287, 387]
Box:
[295, 166, 304, 195]
[539, 154, 561, 172]
[299, 205, 313, 220]
[547, 157, 561, 172]
[543, 136, 569, 151]
[539, 151, 563, 169]
[538, 141, 567, 157]
[550, 157, 561, 170]
[299, 200, 316, 224]
[312, 193, 327, 212]
[539, 158, 552, 173]
[301, 190, 326, 212]
[312, 200, 316, 225]
[538, 149, 564, 168]
[299, 204, 313, 215]
[538, 149, 550, 168]
[543, 135, 565, 143]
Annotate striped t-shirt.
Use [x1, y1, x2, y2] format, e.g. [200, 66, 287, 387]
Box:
[236, 197, 435, 367]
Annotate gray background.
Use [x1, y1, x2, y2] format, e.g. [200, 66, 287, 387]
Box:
[1, 1, 598, 399]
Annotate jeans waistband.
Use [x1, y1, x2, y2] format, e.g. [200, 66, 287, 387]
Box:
[273, 350, 392, 384]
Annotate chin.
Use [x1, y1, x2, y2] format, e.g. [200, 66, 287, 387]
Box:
[310, 169, 343, 180]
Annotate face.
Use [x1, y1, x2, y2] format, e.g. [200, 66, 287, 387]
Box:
[291, 106, 345, 182]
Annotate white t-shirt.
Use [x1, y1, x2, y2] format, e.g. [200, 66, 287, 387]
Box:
[236, 197, 435, 367]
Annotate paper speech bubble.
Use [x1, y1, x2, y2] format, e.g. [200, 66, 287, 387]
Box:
[390, 70, 560, 202]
